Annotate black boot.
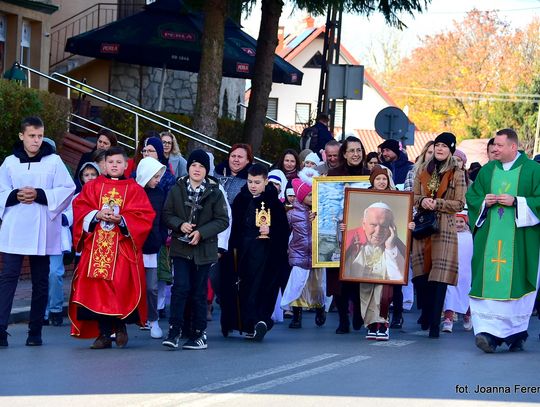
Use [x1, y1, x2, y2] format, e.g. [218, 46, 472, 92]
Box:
[289, 307, 302, 329]
[26, 328, 42, 346]
[335, 295, 350, 334]
[390, 311, 403, 329]
[315, 307, 326, 327]
[0, 327, 8, 347]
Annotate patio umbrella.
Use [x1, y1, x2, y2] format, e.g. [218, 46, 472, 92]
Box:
[65, 0, 303, 85]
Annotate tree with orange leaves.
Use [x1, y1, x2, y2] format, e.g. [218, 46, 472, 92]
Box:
[385, 10, 540, 144]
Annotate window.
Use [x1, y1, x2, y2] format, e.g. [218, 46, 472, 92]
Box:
[266, 98, 278, 121]
[333, 100, 343, 127]
[304, 51, 323, 69]
[295, 103, 311, 125]
[20, 20, 30, 65]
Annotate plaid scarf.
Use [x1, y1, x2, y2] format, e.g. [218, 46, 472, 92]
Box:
[186, 179, 206, 203]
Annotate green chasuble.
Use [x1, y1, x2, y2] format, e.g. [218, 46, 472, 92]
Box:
[466, 153, 540, 300]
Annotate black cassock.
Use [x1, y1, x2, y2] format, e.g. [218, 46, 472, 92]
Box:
[219, 184, 289, 336]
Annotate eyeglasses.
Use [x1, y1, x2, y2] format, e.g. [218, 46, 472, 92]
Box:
[162, 141, 172, 145]
[346, 148, 363, 154]
[142, 149, 156, 154]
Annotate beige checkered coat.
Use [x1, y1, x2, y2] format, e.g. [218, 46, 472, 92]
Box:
[411, 167, 466, 285]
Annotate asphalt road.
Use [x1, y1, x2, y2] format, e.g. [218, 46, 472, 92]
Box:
[1, 309, 539, 407]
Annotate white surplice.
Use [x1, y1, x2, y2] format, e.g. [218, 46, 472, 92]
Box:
[0, 154, 75, 255]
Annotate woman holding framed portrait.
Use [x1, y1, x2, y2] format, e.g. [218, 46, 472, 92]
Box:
[327, 136, 370, 334]
[411, 132, 466, 339]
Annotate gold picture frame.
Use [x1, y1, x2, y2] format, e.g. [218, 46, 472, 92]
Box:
[312, 176, 371, 268]
[339, 188, 413, 285]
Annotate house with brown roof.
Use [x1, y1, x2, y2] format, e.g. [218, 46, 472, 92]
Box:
[264, 17, 437, 161]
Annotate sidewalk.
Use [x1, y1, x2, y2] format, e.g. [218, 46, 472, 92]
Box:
[9, 275, 73, 325]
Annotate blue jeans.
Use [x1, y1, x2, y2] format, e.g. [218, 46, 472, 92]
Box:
[169, 257, 209, 333]
[0, 253, 49, 332]
[46, 254, 65, 317]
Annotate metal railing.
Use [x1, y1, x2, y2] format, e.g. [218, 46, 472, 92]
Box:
[49, 2, 146, 68]
[51, 71, 233, 152]
[16, 63, 271, 164]
[238, 103, 301, 136]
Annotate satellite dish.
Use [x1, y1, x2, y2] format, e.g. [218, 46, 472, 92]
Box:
[374, 106, 409, 142]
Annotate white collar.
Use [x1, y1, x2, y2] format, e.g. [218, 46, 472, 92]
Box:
[501, 152, 520, 171]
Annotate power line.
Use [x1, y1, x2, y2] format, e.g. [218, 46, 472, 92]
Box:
[390, 86, 540, 99]
[392, 92, 540, 103]
[427, 6, 540, 15]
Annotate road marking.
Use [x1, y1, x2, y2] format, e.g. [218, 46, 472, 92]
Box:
[409, 330, 429, 336]
[183, 354, 371, 406]
[192, 353, 339, 392]
[370, 339, 415, 347]
[141, 353, 340, 407]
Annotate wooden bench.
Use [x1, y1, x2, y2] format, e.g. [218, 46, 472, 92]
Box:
[58, 132, 95, 173]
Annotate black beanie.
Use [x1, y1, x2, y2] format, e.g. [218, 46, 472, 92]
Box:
[434, 132, 457, 154]
[187, 149, 210, 176]
[379, 139, 401, 158]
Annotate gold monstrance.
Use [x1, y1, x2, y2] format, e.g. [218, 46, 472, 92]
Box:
[255, 201, 271, 239]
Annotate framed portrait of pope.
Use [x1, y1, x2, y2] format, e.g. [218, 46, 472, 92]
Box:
[339, 188, 413, 285]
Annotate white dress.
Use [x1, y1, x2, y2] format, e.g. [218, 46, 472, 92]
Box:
[444, 231, 472, 314]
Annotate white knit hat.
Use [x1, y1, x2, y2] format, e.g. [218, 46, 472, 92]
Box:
[304, 152, 321, 166]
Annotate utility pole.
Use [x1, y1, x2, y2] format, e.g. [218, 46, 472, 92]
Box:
[316, 4, 343, 134]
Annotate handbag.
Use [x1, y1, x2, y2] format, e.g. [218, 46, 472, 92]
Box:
[412, 210, 439, 239]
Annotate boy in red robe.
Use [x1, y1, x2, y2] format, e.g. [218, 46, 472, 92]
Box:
[69, 147, 155, 349]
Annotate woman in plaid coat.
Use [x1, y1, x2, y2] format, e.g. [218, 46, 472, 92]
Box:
[411, 132, 466, 338]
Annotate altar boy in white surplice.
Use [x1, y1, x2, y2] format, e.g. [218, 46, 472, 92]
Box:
[0, 117, 75, 347]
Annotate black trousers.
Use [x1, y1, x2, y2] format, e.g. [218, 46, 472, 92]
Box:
[392, 285, 403, 318]
[415, 274, 447, 329]
[336, 282, 360, 325]
[169, 257, 209, 333]
[0, 253, 49, 333]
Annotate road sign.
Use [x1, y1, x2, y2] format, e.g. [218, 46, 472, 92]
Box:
[374, 106, 414, 145]
[327, 64, 364, 100]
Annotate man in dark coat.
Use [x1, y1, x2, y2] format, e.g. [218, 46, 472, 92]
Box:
[379, 139, 413, 185]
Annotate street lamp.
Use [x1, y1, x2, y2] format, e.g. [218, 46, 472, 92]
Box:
[3, 62, 27, 84]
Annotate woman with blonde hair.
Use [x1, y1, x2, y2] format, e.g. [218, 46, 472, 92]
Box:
[403, 141, 435, 192]
[411, 132, 466, 338]
[160, 131, 187, 177]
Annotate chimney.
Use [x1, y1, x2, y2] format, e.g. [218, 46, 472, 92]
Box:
[276, 26, 285, 53]
[304, 15, 314, 29]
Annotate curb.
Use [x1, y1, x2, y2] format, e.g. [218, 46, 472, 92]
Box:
[9, 304, 69, 325]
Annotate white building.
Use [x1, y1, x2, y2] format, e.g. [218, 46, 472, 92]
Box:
[255, 16, 437, 161]
[267, 17, 395, 132]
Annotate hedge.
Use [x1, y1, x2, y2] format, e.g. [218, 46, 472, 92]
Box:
[101, 106, 299, 165]
[0, 79, 71, 160]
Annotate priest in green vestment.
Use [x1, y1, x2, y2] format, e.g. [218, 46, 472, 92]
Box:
[466, 128, 540, 353]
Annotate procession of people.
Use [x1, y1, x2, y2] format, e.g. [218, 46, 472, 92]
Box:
[0, 116, 538, 355]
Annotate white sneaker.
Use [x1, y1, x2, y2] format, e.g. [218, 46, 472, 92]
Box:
[463, 318, 473, 331]
[441, 318, 453, 333]
[150, 321, 163, 339]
